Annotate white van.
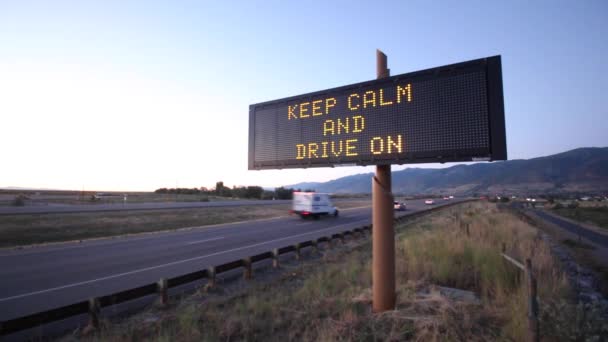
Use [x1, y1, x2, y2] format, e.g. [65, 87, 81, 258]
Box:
[291, 192, 338, 219]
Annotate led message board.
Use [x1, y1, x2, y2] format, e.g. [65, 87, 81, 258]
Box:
[248, 56, 506, 170]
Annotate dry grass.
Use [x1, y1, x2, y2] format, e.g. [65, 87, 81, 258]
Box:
[69, 202, 607, 342]
[397, 203, 573, 340]
[0, 205, 291, 248]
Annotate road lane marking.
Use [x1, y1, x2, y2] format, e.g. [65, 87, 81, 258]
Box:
[184, 237, 225, 245]
[294, 221, 315, 226]
[341, 205, 371, 211]
[0, 219, 370, 302]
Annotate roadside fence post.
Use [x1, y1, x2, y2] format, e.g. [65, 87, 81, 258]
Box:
[243, 257, 253, 279]
[466, 223, 470, 237]
[294, 243, 301, 261]
[207, 267, 216, 288]
[502, 242, 506, 254]
[311, 240, 318, 254]
[525, 259, 540, 342]
[339, 233, 345, 244]
[157, 278, 168, 306]
[88, 297, 100, 330]
[272, 248, 280, 268]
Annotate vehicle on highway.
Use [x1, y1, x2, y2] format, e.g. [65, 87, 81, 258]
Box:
[291, 192, 338, 219]
[393, 201, 406, 211]
[93, 192, 122, 200]
[424, 199, 435, 205]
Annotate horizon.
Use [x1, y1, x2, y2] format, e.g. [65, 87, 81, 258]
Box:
[3, 145, 606, 192]
[2, 1, 607, 191]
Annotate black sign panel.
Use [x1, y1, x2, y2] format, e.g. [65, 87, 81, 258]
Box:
[249, 56, 506, 170]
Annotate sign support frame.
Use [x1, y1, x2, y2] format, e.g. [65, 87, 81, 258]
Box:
[372, 49, 396, 312]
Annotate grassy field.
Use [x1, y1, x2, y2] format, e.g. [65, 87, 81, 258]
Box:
[0, 192, 251, 207]
[0, 200, 370, 248]
[71, 202, 607, 341]
[552, 206, 608, 230]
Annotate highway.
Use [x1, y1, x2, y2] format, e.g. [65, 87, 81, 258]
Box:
[0, 198, 465, 326]
[531, 209, 608, 247]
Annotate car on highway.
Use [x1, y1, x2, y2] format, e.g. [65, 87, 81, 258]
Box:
[424, 199, 435, 205]
[291, 192, 338, 219]
[393, 201, 406, 211]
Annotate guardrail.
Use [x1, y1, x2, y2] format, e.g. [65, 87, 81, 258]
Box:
[0, 200, 473, 336]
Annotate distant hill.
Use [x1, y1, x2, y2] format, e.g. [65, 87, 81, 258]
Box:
[286, 147, 608, 196]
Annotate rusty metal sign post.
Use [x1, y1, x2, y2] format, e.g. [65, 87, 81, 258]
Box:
[372, 49, 396, 312]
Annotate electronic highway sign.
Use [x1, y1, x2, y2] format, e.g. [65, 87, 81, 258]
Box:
[248, 55, 506, 170]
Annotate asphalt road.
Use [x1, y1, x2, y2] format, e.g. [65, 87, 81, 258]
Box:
[0, 198, 465, 324]
[531, 209, 608, 247]
[0, 199, 292, 215]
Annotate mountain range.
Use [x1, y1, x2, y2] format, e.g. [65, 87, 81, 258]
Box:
[286, 147, 608, 196]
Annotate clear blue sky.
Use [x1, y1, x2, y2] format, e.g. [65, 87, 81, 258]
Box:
[1, 1, 606, 191]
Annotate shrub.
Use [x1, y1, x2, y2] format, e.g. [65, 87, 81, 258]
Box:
[11, 195, 26, 206]
[274, 187, 294, 200]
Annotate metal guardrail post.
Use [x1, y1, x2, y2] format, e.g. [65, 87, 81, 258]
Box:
[311, 240, 318, 254]
[87, 297, 100, 330]
[502, 242, 506, 254]
[157, 278, 168, 306]
[207, 267, 216, 288]
[294, 243, 301, 261]
[525, 259, 539, 342]
[272, 248, 279, 268]
[339, 233, 345, 244]
[243, 257, 253, 279]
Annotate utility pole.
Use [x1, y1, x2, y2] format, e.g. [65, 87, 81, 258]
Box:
[372, 49, 396, 312]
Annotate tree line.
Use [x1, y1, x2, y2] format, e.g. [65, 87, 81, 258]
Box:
[154, 182, 314, 200]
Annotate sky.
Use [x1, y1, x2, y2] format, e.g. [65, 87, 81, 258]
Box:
[1, 0, 607, 191]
